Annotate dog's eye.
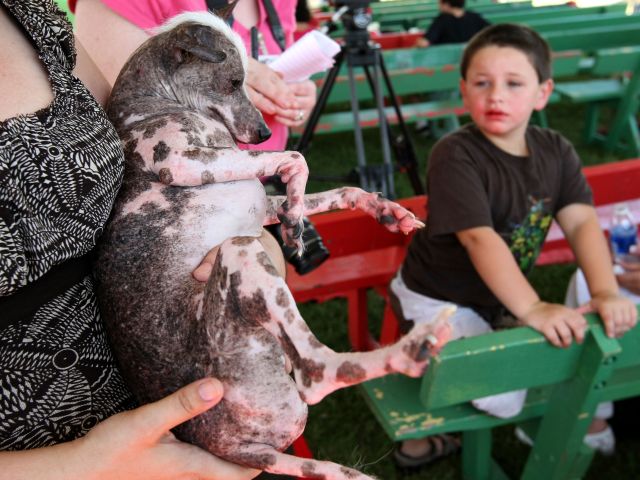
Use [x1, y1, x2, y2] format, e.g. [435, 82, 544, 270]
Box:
[231, 79, 242, 90]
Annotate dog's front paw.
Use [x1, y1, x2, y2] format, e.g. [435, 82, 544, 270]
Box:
[373, 197, 425, 235]
[281, 220, 305, 255]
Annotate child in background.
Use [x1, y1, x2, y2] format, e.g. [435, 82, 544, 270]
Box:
[391, 23, 637, 468]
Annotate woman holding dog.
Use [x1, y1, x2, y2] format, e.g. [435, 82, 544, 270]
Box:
[73, 0, 323, 280]
[0, 1, 257, 478]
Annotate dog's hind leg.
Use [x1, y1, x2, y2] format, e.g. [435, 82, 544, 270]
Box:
[215, 236, 453, 406]
[227, 443, 377, 480]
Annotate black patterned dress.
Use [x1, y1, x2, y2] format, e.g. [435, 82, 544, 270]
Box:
[0, 0, 136, 450]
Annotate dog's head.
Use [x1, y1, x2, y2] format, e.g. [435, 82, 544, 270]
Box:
[115, 12, 271, 144]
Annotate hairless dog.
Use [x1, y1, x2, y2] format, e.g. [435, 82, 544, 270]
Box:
[95, 11, 453, 479]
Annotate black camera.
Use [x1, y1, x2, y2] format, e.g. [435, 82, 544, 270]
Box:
[266, 217, 330, 275]
[334, 0, 374, 32]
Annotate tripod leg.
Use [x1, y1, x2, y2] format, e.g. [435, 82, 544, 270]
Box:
[363, 57, 395, 199]
[376, 49, 425, 195]
[346, 54, 379, 195]
[294, 50, 345, 155]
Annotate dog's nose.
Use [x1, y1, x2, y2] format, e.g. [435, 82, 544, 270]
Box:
[258, 125, 272, 142]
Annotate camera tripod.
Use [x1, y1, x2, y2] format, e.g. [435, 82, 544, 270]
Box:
[294, 21, 424, 198]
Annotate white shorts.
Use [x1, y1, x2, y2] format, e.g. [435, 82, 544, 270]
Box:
[390, 270, 526, 418]
[390, 270, 492, 340]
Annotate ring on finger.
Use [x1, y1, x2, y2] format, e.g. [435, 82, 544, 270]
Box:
[295, 110, 304, 121]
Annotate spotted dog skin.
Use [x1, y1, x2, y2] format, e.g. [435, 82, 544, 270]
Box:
[94, 12, 452, 480]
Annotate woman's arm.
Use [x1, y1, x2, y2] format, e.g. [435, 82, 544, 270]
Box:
[73, 39, 112, 106]
[74, 0, 149, 86]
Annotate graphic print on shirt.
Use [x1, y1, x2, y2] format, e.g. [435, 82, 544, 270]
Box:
[509, 196, 553, 274]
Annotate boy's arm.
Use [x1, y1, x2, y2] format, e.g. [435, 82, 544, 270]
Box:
[556, 203, 637, 337]
[556, 204, 618, 297]
[456, 226, 539, 317]
[457, 226, 587, 347]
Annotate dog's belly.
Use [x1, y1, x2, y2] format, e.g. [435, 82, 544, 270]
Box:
[116, 178, 266, 273]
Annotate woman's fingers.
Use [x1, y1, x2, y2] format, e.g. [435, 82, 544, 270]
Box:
[138, 378, 224, 440]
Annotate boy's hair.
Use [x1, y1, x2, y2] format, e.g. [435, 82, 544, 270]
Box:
[460, 23, 552, 82]
[441, 0, 465, 9]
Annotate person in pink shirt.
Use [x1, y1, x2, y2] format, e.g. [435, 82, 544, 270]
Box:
[73, 0, 323, 281]
[71, 0, 316, 152]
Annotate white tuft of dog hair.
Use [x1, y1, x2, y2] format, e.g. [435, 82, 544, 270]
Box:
[154, 11, 248, 72]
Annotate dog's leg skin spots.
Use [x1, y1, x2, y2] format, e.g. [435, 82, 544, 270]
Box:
[264, 187, 424, 236]
[229, 443, 376, 480]
[216, 237, 455, 406]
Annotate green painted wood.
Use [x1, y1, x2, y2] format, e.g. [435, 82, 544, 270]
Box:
[603, 52, 640, 156]
[420, 326, 583, 409]
[371, 0, 509, 13]
[360, 310, 640, 478]
[526, 12, 637, 33]
[291, 98, 466, 136]
[462, 429, 493, 480]
[554, 47, 640, 157]
[521, 324, 619, 479]
[359, 374, 550, 440]
[374, 0, 533, 19]
[410, 3, 625, 31]
[554, 79, 625, 103]
[544, 24, 640, 52]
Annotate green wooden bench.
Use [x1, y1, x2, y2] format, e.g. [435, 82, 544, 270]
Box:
[544, 22, 640, 52]
[291, 49, 583, 137]
[375, 1, 537, 32]
[361, 313, 640, 479]
[397, 3, 625, 33]
[555, 46, 640, 157]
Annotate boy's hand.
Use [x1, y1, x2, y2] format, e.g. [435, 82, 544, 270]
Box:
[588, 292, 638, 338]
[521, 301, 587, 348]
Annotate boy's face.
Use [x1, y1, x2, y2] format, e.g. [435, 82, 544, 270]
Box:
[460, 46, 553, 143]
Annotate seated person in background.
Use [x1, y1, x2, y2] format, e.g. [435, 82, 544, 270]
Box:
[562, 246, 640, 454]
[0, 2, 257, 478]
[414, 0, 489, 137]
[415, 0, 490, 48]
[391, 23, 637, 469]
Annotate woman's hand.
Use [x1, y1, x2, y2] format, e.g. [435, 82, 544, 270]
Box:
[0, 379, 259, 480]
[243, 58, 317, 127]
[245, 57, 296, 115]
[273, 80, 317, 127]
[78, 378, 259, 480]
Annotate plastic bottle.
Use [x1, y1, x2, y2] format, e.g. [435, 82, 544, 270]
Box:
[610, 202, 638, 260]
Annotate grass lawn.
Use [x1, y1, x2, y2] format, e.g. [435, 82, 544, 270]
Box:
[291, 99, 640, 478]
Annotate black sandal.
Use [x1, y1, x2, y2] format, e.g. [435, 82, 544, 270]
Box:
[393, 434, 461, 470]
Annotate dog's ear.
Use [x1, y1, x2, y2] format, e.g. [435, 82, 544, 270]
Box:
[213, 0, 239, 22]
[174, 25, 228, 64]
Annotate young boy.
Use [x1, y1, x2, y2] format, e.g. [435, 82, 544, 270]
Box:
[392, 23, 638, 468]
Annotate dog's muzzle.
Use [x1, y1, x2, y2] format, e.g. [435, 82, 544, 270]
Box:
[257, 125, 272, 143]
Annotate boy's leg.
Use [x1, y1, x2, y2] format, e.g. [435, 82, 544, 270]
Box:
[391, 271, 527, 419]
